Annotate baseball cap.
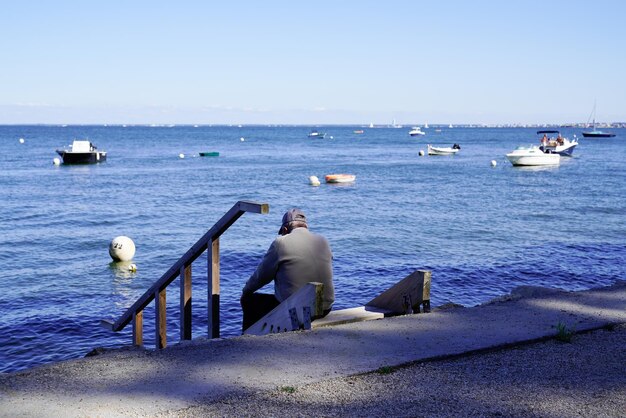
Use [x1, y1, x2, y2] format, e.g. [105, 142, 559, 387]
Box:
[279, 208, 307, 233]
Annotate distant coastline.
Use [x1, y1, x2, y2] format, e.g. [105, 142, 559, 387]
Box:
[1, 122, 625, 128]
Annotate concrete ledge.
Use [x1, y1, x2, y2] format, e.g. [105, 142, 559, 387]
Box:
[312, 306, 390, 328]
[1, 281, 625, 417]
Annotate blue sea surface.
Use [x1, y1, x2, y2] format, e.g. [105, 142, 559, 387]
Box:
[1, 125, 624, 372]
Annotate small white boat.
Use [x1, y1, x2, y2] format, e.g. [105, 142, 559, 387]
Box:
[308, 130, 326, 138]
[325, 174, 356, 183]
[506, 145, 560, 166]
[428, 144, 460, 156]
[409, 127, 425, 136]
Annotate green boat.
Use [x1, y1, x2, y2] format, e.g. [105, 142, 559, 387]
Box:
[199, 152, 220, 157]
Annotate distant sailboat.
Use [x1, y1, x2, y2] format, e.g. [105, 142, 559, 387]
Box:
[582, 102, 616, 138]
[369, 122, 374, 128]
[424, 123, 429, 129]
[448, 124, 453, 128]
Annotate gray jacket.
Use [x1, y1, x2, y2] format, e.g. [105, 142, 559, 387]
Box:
[242, 227, 334, 310]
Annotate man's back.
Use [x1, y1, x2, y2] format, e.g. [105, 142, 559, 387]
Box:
[272, 227, 334, 310]
[241, 208, 334, 331]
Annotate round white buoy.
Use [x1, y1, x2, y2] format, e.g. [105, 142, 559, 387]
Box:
[419, 150, 425, 156]
[240, 137, 245, 142]
[128, 263, 137, 272]
[109, 236, 136, 262]
[330, 136, 334, 139]
[491, 160, 497, 167]
[53, 157, 61, 165]
[179, 153, 185, 159]
[19, 138, 25, 144]
[309, 175, 321, 186]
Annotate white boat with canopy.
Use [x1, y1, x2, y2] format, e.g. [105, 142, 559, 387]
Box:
[537, 130, 577, 156]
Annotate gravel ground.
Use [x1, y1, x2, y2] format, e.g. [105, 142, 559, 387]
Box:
[165, 324, 626, 417]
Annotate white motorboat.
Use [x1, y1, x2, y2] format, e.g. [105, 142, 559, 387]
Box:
[55, 140, 107, 164]
[537, 130, 578, 156]
[308, 129, 326, 138]
[409, 126, 425, 136]
[506, 145, 560, 166]
[427, 144, 460, 155]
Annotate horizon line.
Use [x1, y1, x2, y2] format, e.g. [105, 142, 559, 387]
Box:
[1, 122, 624, 128]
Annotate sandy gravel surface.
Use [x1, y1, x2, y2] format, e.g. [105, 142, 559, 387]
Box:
[1, 283, 624, 417]
[170, 324, 626, 417]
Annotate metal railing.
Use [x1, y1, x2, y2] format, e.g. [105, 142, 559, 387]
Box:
[101, 200, 269, 349]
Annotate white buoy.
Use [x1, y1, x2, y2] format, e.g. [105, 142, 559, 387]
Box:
[53, 157, 61, 165]
[491, 160, 497, 167]
[128, 263, 137, 272]
[109, 236, 136, 262]
[240, 137, 245, 142]
[179, 153, 185, 159]
[419, 150, 425, 156]
[330, 136, 334, 139]
[309, 175, 321, 186]
[19, 138, 25, 144]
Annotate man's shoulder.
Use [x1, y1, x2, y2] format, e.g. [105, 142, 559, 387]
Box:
[290, 228, 329, 245]
[282, 228, 327, 241]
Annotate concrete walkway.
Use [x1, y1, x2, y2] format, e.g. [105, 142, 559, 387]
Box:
[1, 281, 625, 417]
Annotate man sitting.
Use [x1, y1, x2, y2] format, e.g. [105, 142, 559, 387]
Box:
[240, 208, 334, 332]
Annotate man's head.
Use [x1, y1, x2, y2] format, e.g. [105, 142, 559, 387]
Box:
[279, 208, 308, 235]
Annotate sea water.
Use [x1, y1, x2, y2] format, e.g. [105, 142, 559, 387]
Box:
[1, 125, 624, 372]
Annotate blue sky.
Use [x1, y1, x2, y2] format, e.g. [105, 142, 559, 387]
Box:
[1, 1, 625, 125]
